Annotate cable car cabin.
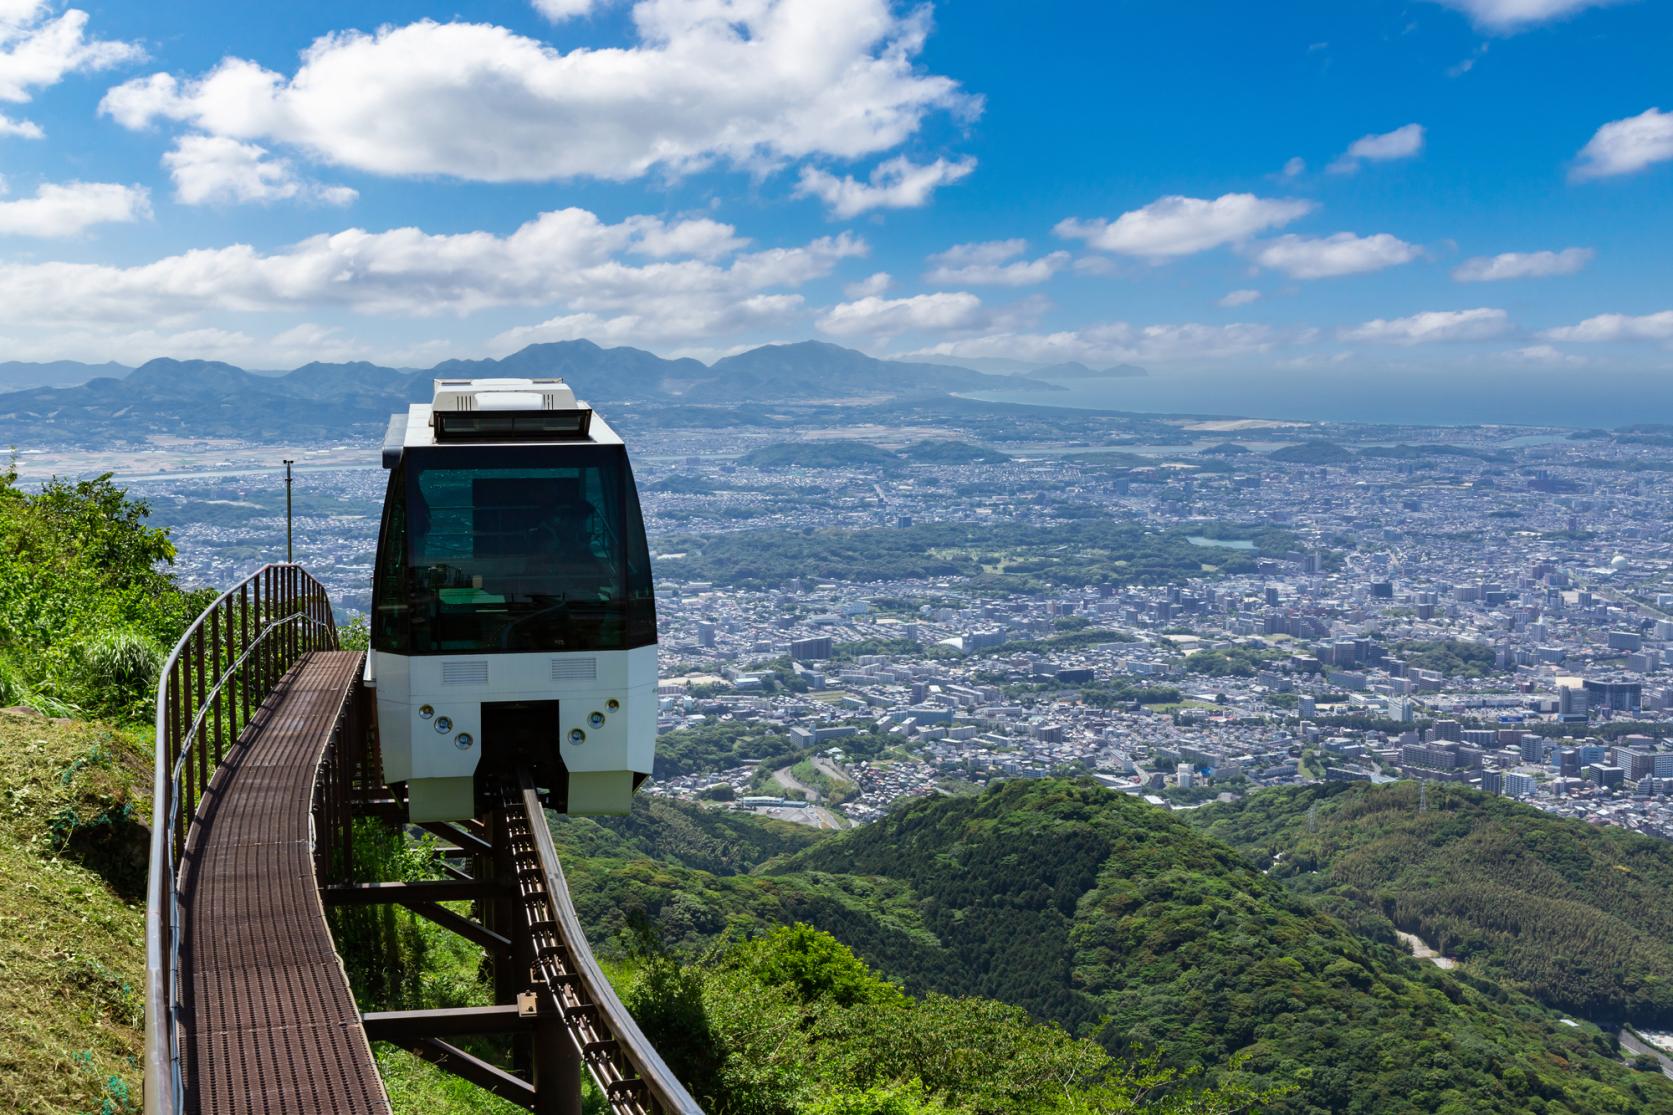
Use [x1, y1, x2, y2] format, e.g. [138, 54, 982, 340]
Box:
[370, 378, 657, 821]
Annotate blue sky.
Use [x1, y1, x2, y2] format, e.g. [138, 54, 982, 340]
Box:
[0, 0, 1668, 373]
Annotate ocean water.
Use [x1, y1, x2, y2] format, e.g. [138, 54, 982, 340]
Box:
[969, 369, 1673, 429]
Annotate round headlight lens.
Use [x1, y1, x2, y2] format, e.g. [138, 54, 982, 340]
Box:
[454, 732, 473, 750]
[418, 705, 434, 720]
[568, 728, 586, 745]
[606, 699, 620, 711]
[588, 711, 606, 728]
[435, 716, 453, 733]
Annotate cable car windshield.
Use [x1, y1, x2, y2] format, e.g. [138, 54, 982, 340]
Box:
[373, 444, 655, 654]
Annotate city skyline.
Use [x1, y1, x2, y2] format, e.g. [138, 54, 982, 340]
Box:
[0, 0, 1668, 376]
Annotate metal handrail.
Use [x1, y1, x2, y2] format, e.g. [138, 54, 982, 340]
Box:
[144, 563, 338, 1115]
[518, 770, 705, 1115]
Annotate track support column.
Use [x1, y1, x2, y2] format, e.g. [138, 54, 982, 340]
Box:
[534, 988, 581, 1115]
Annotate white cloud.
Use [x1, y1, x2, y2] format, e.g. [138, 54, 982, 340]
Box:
[1340, 308, 1511, 344]
[0, 3, 139, 102]
[843, 271, 891, 298]
[531, 0, 608, 20]
[1282, 156, 1305, 178]
[1572, 108, 1673, 180]
[0, 207, 862, 330]
[1426, 0, 1627, 32]
[621, 216, 747, 260]
[491, 293, 806, 353]
[1542, 310, 1673, 342]
[1055, 193, 1314, 259]
[796, 155, 975, 218]
[100, 5, 976, 184]
[1452, 247, 1592, 281]
[1329, 124, 1424, 173]
[0, 109, 39, 136]
[1218, 289, 1261, 308]
[924, 239, 1067, 286]
[1509, 343, 1585, 366]
[817, 291, 986, 337]
[0, 180, 148, 237]
[0, 1, 139, 137]
[1252, 232, 1420, 279]
[907, 321, 1283, 367]
[164, 134, 357, 206]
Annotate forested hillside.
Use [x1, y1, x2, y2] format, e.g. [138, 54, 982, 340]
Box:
[0, 470, 205, 1111]
[557, 782, 1673, 1114]
[1190, 781, 1673, 1027]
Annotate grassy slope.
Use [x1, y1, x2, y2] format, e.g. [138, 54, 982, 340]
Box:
[1188, 780, 1673, 1026]
[0, 710, 150, 1115]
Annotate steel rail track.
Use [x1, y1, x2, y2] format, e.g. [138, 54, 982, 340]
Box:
[504, 768, 704, 1115]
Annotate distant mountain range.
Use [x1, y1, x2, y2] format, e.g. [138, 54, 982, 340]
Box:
[0, 340, 1049, 447]
[0, 360, 133, 392]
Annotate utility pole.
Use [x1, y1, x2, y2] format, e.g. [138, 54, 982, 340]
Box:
[283, 459, 294, 563]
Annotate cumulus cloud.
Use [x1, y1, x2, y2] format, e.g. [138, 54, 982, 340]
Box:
[1218, 289, 1261, 308]
[621, 215, 747, 260]
[1509, 343, 1585, 366]
[843, 271, 891, 298]
[100, 4, 976, 185]
[1282, 157, 1305, 178]
[164, 134, 357, 206]
[1452, 247, 1592, 281]
[0, 180, 148, 237]
[1328, 124, 1425, 173]
[1055, 193, 1314, 259]
[1572, 108, 1673, 180]
[817, 291, 987, 337]
[0, 109, 39, 136]
[0, 2, 139, 101]
[491, 293, 805, 353]
[924, 239, 1067, 286]
[796, 155, 975, 218]
[907, 321, 1283, 366]
[1340, 307, 1511, 344]
[530, 0, 608, 20]
[1542, 310, 1673, 342]
[1425, 0, 1628, 32]
[1252, 232, 1420, 279]
[0, 207, 864, 327]
[0, 0, 139, 136]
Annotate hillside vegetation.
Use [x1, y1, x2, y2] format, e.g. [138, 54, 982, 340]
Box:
[558, 782, 1673, 1114]
[0, 712, 150, 1114]
[0, 466, 212, 720]
[1190, 781, 1673, 1027]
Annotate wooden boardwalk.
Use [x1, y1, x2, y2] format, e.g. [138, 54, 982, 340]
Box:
[175, 650, 389, 1115]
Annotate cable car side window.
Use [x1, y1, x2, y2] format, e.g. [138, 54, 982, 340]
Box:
[371, 465, 410, 654]
[394, 444, 655, 654]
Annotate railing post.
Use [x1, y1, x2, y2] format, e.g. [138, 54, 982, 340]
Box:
[210, 606, 224, 767]
[240, 583, 251, 726]
[194, 626, 208, 800]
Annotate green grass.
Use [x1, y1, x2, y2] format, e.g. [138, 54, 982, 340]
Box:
[0, 710, 151, 1115]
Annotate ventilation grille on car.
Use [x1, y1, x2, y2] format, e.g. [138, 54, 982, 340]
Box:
[551, 658, 598, 682]
[441, 660, 489, 686]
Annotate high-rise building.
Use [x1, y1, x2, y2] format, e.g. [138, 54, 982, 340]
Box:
[696, 620, 716, 648]
[1503, 772, 1536, 797]
[790, 636, 833, 661]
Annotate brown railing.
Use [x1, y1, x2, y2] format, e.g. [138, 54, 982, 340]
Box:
[144, 564, 338, 1115]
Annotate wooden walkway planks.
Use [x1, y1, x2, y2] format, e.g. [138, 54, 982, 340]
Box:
[176, 650, 389, 1115]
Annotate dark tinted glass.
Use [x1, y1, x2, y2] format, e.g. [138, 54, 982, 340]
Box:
[372, 444, 655, 654]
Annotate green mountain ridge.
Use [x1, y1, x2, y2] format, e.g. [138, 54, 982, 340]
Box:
[553, 779, 1673, 1114]
[1189, 780, 1673, 1028]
